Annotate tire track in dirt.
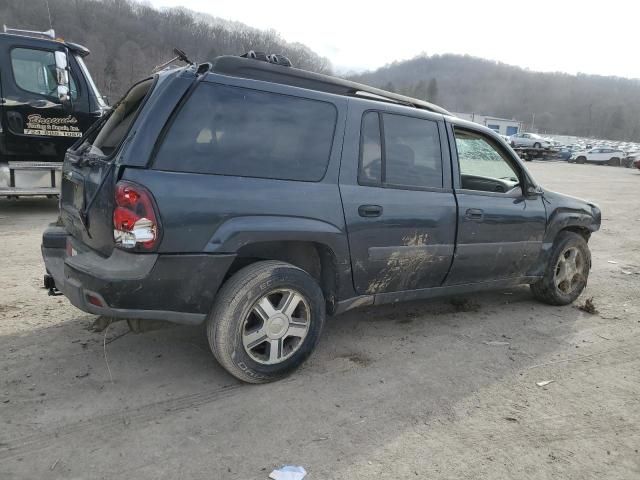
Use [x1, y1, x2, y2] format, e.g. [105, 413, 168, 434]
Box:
[0, 380, 267, 461]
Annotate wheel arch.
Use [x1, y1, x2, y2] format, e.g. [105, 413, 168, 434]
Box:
[206, 216, 355, 314]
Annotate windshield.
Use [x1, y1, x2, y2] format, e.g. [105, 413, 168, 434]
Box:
[75, 55, 107, 108]
[77, 78, 153, 158]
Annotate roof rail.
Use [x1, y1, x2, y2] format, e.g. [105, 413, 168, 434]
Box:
[209, 55, 450, 116]
[3, 25, 56, 40]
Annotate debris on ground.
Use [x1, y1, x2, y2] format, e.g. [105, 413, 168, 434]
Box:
[91, 316, 114, 332]
[269, 465, 307, 480]
[536, 380, 554, 387]
[607, 260, 618, 264]
[483, 341, 510, 346]
[450, 297, 480, 312]
[577, 297, 598, 314]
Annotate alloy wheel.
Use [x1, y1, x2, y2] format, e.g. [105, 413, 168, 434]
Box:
[554, 247, 585, 295]
[241, 289, 311, 365]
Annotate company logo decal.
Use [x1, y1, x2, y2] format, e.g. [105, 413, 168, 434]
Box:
[24, 114, 82, 138]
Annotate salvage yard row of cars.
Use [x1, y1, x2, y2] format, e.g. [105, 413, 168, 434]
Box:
[508, 132, 640, 168]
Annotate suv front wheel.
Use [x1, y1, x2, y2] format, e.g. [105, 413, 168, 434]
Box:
[530, 231, 591, 305]
[207, 260, 325, 383]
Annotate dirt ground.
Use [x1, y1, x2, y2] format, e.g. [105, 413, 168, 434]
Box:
[1, 161, 639, 480]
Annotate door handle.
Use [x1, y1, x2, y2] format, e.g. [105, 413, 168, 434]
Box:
[358, 204, 383, 217]
[465, 208, 484, 220]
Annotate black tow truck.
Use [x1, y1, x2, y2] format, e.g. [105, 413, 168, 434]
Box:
[0, 26, 107, 197]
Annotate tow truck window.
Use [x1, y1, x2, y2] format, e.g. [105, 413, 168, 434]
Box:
[11, 48, 77, 100]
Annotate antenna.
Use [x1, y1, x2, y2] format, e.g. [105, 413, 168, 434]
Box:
[44, 0, 53, 31]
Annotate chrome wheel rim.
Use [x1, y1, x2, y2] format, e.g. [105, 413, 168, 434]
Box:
[241, 289, 311, 365]
[554, 246, 585, 295]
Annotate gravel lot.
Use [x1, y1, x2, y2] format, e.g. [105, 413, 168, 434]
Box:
[1, 161, 639, 480]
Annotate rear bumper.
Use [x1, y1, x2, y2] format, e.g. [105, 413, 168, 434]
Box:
[42, 224, 235, 325]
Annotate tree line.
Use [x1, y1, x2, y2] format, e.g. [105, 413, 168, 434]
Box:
[1, 0, 331, 100]
[3, 1, 639, 141]
[349, 54, 640, 141]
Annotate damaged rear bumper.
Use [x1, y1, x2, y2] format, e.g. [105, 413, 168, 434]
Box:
[41, 224, 235, 325]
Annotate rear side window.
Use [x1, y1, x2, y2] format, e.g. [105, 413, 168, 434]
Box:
[358, 111, 443, 189]
[153, 83, 337, 182]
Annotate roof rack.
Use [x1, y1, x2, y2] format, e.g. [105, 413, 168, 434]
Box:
[3, 25, 56, 40]
[209, 55, 450, 116]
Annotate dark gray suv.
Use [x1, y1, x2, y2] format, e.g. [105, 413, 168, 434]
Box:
[42, 54, 601, 383]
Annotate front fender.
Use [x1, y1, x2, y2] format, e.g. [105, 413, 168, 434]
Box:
[530, 190, 600, 277]
[542, 190, 601, 244]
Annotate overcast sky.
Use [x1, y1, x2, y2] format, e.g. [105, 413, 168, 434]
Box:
[149, 0, 638, 78]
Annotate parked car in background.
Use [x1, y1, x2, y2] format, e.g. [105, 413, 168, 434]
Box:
[569, 148, 625, 166]
[623, 151, 639, 168]
[557, 147, 575, 160]
[510, 132, 551, 149]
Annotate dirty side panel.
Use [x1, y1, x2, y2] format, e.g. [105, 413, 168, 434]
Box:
[339, 98, 457, 296]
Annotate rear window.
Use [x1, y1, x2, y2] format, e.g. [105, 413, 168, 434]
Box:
[77, 78, 153, 158]
[153, 83, 337, 181]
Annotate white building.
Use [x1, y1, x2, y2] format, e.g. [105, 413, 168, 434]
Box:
[452, 112, 522, 136]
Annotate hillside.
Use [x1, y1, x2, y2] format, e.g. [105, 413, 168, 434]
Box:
[349, 54, 640, 141]
[0, 0, 331, 100]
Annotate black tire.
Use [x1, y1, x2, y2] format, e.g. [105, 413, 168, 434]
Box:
[530, 231, 591, 305]
[533, 142, 541, 149]
[609, 157, 620, 167]
[576, 156, 586, 164]
[207, 260, 325, 383]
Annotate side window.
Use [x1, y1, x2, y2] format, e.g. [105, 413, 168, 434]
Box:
[358, 111, 443, 189]
[358, 112, 382, 184]
[10, 48, 78, 100]
[154, 83, 337, 182]
[383, 113, 443, 188]
[454, 128, 520, 193]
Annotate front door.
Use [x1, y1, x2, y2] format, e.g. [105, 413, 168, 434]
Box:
[0, 43, 93, 162]
[445, 124, 547, 285]
[340, 106, 457, 295]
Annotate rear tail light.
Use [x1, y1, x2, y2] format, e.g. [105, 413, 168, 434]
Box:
[113, 181, 161, 251]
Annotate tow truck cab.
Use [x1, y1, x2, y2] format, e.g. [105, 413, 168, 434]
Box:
[0, 26, 107, 196]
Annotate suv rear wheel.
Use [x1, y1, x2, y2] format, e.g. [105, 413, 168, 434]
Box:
[207, 260, 325, 383]
[530, 231, 590, 305]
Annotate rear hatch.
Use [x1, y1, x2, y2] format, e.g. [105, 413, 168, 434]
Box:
[60, 78, 155, 256]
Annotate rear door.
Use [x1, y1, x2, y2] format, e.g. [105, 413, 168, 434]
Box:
[60, 78, 156, 255]
[445, 123, 547, 284]
[340, 101, 457, 295]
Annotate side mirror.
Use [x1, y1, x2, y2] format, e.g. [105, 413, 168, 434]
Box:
[526, 184, 543, 198]
[54, 51, 72, 112]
